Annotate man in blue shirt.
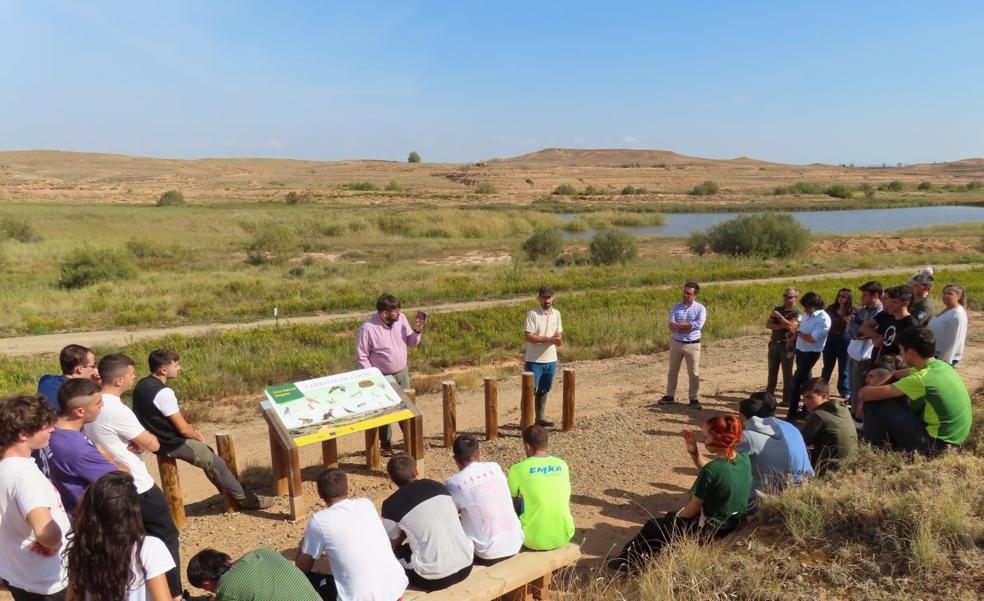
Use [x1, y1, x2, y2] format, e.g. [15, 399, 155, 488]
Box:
[659, 282, 707, 409]
[36, 344, 99, 412]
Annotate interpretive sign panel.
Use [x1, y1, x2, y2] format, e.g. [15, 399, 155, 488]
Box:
[263, 367, 418, 446]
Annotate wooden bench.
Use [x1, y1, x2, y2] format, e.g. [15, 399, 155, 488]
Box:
[403, 543, 580, 601]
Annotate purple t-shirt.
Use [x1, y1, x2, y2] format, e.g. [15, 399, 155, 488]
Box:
[42, 428, 117, 512]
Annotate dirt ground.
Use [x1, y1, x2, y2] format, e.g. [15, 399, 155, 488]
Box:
[7, 319, 981, 601]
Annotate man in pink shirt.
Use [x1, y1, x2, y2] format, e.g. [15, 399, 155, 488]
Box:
[356, 294, 426, 456]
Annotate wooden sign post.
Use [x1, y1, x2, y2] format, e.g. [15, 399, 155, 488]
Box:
[442, 381, 457, 448]
[562, 368, 576, 432]
[484, 376, 498, 441]
[520, 371, 535, 430]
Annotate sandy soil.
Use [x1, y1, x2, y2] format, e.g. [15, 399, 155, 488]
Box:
[5, 319, 979, 600]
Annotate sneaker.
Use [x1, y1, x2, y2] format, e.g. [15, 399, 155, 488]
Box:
[658, 395, 676, 405]
[689, 399, 702, 410]
[236, 492, 277, 510]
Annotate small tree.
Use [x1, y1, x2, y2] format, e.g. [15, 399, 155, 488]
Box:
[917, 181, 933, 190]
[687, 214, 809, 258]
[522, 229, 564, 262]
[157, 189, 185, 206]
[408, 151, 421, 163]
[689, 180, 719, 196]
[245, 224, 299, 265]
[589, 229, 637, 265]
[858, 183, 876, 199]
[59, 247, 136, 289]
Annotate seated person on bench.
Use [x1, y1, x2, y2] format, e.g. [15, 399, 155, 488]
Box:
[446, 434, 524, 565]
[507, 425, 575, 551]
[381, 454, 474, 592]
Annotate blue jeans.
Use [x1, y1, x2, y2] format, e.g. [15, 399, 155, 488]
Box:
[788, 350, 821, 416]
[821, 332, 851, 397]
[525, 361, 557, 397]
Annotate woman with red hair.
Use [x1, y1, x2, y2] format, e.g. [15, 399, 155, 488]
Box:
[608, 415, 752, 572]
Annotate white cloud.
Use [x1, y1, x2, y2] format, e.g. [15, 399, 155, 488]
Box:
[270, 138, 286, 147]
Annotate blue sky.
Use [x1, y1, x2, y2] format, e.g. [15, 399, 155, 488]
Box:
[2, 1, 982, 164]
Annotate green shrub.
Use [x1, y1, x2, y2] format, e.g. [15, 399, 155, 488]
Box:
[967, 180, 983, 191]
[687, 213, 809, 258]
[589, 229, 637, 265]
[284, 191, 311, 205]
[245, 224, 299, 265]
[552, 184, 578, 196]
[157, 189, 185, 206]
[824, 184, 853, 199]
[385, 179, 404, 192]
[877, 180, 905, 192]
[917, 181, 934, 190]
[620, 186, 648, 195]
[581, 185, 606, 196]
[689, 180, 719, 196]
[521, 229, 564, 262]
[0, 217, 42, 243]
[58, 247, 137, 289]
[858, 183, 876, 199]
[408, 151, 421, 163]
[344, 181, 379, 191]
[773, 182, 825, 195]
[475, 183, 497, 194]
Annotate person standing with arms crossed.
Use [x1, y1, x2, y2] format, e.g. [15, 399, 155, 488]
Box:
[356, 294, 427, 457]
[523, 287, 563, 427]
[660, 282, 707, 410]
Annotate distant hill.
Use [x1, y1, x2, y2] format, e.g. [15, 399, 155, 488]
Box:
[500, 147, 787, 168]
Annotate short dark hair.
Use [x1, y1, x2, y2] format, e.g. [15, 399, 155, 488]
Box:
[738, 391, 777, 419]
[884, 285, 914, 306]
[316, 468, 348, 501]
[522, 425, 548, 451]
[452, 433, 480, 463]
[897, 327, 935, 359]
[98, 354, 135, 383]
[684, 282, 700, 294]
[859, 281, 883, 295]
[376, 294, 401, 312]
[148, 349, 180, 374]
[0, 395, 55, 448]
[538, 286, 555, 298]
[799, 292, 824, 310]
[187, 549, 233, 588]
[800, 377, 829, 397]
[386, 454, 417, 487]
[59, 344, 94, 375]
[58, 378, 102, 414]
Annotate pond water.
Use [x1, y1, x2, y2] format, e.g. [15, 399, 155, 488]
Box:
[558, 205, 984, 239]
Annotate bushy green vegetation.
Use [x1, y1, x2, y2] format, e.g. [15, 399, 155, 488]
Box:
[553, 184, 578, 196]
[475, 182, 497, 194]
[522, 229, 564, 262]
[877, 180, 905, 192]
[773, 182, 825, 195]
[0, 216, 42, 243]
[620, 186, 649, 195]
[343, 181, 379, 191]
[284, 191, 311, 205]
[688, 214, 809, 258]
[917, 181, 934, 190]
[58, 247, 136, 289]
[589, 229, 637, 265]
[407, 151, 421, 163]
[824, 184, 853, 199]
[244, 224, 299, 265]
[384, 179, 404, 192]
[157, 189, 185, 206]
[689, 180, 719, 196]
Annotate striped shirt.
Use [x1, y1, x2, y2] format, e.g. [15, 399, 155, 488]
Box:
[668, 301, 706, 342]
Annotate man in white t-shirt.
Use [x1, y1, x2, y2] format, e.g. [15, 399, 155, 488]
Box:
[83, 354, 184, 601]
[0, 394, 70, 601]
[445, 434, 524, 564]
[295, 469, 408, 601]
[524, 286, 564, 427]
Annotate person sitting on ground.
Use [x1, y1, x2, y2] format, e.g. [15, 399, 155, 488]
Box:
[295, 468, 407, 601]
[36, 344, 100, 412]
[609, 415, 751, 572]
[507, 425, 575, 551]
[798, 378, 858, 473]
[64, 471, 174, 601]
[84, 354, 183, 600]
[381, 454, 473, 591]
[189, 547, 321, 601]
[857, 362, 916, 447]
[859, 327, 972, 456]
[928, 283, 968, 367]
[446, 434, 524, 564]
[736, 392, 813, 501]
[0, 394, 70, 601]
[787, 291, 831, 420]
[43, 378, 123, 514]
[132, 349, 272, 510]
[860, 284, 918, 364]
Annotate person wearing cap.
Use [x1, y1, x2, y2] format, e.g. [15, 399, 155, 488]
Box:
[908, 274, 935, 327]
[846, 281, 884, 417]
[523, 286, 564, 427]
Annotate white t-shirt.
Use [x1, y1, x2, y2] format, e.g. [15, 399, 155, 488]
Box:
[0, 457, 70, 594]
[928, 306, 968, 364]
[301, 498, 408, 601]
[152, 388, 180, 417]
[107, 536, 175, 601]
[524, 307, 563, 363]
[445, 462, 524, 560]
[84, 394, 156, 493]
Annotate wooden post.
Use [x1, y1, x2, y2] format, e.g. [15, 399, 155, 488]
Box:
[398, 419, 410, 444]
[157, 455, 186, 530]
[287, 446, 304, 518]
[520, 371, 535, 431]
[365, 427, 381, 469]
[404, 389, 424, 460]
[562, 368, 576, 432]
[484, 376, 498, 441]
[442, 381, 456, 448]
[215, 432, 239, 514]
[321, 439, 338, 469]
[268, 423, 288, 496]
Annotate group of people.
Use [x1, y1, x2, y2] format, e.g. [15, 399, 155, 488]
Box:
[0, 274, 974, 598]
